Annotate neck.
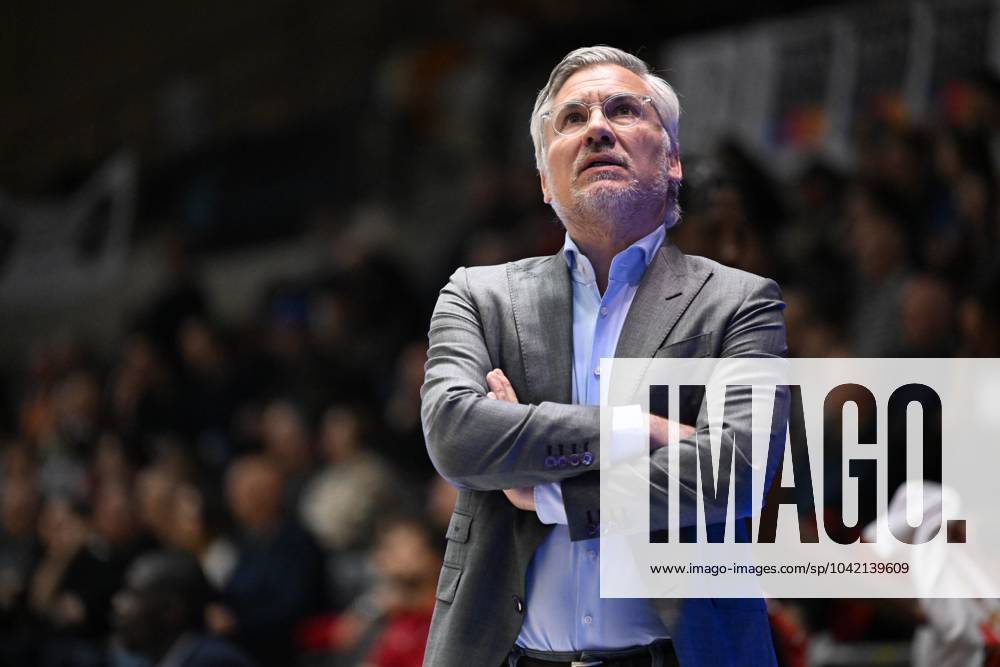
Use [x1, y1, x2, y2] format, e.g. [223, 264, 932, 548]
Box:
[568, 217, 661, 293]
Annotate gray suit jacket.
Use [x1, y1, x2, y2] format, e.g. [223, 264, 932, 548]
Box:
[420, 239, 787, 667]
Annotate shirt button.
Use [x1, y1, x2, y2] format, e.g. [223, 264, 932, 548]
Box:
[583, 615, 593, 625]
[593, 367, 600, 377]
[513, 595, 524, 614]
[599, 306, 609, 317]
[587, 549, 597, 561]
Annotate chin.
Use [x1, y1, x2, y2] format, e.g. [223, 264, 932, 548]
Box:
[579, 182, 637, 207]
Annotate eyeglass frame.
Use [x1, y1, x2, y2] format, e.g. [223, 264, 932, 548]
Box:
[539, 92, 661, 138]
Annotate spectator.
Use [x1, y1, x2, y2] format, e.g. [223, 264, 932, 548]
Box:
[315, 515, 443, 667]
[169, 481, 238, 592]
[258, 399, 314, 508]
[29, 495, 120, 667]
[211, 455, 325, 666]
[845, 183, 913, 356]
[897, 275, 957, 356]
[112, 550, 253, 666]
[381, 341, 436, 483]
[958, 269, 1000, 357]
[0, 477, 41, 664]
[300, 406, 397, 554]
[300, 405, 398, 607]
[134, 464, 184, 548]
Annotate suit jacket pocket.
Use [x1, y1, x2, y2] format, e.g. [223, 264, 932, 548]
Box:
[436, 564, 462, 603]
[442, 510, 473, 571]
[446, 511, 472, 543]
[654, 332, 713, 358]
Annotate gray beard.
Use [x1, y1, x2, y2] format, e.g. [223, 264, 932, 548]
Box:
[551, 163, 672, 239]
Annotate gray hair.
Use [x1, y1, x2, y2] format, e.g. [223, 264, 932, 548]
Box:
[530, 46, 681, 176]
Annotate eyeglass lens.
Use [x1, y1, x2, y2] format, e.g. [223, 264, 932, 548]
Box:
[552, 94, 645, 135]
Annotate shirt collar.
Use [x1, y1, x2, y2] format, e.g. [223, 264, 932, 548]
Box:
[562, 224, 665, 286]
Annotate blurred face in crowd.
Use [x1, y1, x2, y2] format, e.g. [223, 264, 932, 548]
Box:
[54, 370, 101, 437]
[226, 457, 284, 534]
[178, 318, 223, 374]
[373, 521, 442, 612]
[135, 466, 179, 542]
[901, 277, 952, 350]
[38, 496, 88, 556]
[320, 407, 362, 464]
[261, 401, 311, 472]
[539, 65, 680, 239]
[93, 482, 137, 548]
[1, 479, 39, 538]
[170, 484, 207, 552]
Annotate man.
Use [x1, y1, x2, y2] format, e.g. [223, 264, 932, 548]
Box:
[211, 455, 326, 665]
[421, 46, 787, 667]
[111, 551, 253, 666]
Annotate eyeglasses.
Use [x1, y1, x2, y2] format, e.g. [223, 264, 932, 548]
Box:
[541, 92, 656, 137]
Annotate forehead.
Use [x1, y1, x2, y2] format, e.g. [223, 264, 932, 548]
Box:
[552, 64, 651, 105]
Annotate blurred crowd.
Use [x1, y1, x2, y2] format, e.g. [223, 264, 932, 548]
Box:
[0, 39, 998, 667]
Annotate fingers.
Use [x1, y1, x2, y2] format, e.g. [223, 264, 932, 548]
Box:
[649, 415, 697, 450]
[486, 369, 519, 403]
[496, 369, 519, 402]
[502, 488, 536, 512]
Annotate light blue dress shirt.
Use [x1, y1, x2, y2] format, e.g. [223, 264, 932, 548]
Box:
[516, 224, 669, 652]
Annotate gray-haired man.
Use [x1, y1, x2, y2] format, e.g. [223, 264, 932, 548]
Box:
[421, 46, 786, 667]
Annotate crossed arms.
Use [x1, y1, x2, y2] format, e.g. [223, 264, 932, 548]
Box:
[421, 265, 788, 536]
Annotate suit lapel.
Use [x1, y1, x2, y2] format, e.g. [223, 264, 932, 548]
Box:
[508, 254, 573, 404]
[616, 239, 712, 358]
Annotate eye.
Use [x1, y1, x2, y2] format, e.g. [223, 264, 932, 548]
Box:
[607, 100, 641, 118]
[554, 104, 588, 132]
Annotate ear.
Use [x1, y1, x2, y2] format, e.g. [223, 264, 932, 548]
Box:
[539, 170, 552, 204]
[667, 152, 683, 181]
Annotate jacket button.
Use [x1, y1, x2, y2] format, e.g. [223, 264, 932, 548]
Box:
[587, 522, 599, 537]
[557, 455, 568, 468]
[568, 453, 580, 466]
[513, 595, 524, 614]
[544, 456, 557, 468]
[581, 452, 594, 466]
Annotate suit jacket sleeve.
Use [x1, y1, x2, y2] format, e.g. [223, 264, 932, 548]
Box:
[421, 266, 600, 490]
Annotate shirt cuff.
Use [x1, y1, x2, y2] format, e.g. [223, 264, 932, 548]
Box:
[609, 404, 646, 464]
[534, 483, 568, 525]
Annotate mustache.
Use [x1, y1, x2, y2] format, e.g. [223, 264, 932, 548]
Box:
[574, 149, 630, 175]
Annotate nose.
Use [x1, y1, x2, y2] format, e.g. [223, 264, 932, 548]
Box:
[582, 107, 616, 147]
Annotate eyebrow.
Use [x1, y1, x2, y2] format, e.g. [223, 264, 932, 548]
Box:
[552, 91, 641, 107]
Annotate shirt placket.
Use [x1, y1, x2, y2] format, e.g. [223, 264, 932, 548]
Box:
[578, 279, 627, 644]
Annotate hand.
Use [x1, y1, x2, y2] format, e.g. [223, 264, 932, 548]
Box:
[649, 414, 696, 451]
[484, 370, 536, 512]
[485, 368, 519, 403]
[502, 487, 536, 512]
